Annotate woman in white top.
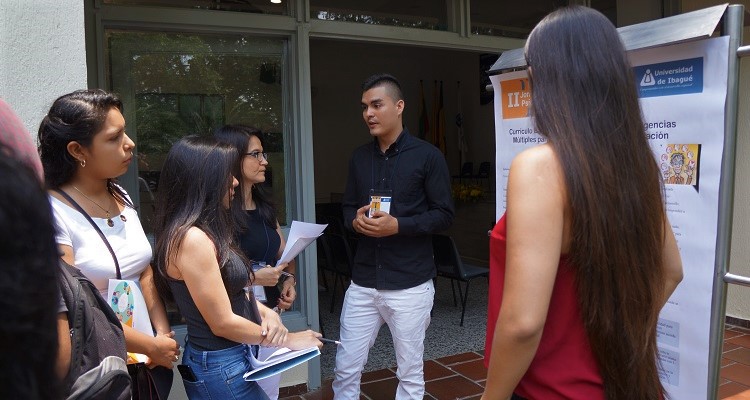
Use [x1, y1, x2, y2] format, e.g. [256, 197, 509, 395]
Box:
[38, 89, 180, 372]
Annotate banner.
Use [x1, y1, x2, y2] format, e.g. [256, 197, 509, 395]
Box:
[490, 70, 538, 218]
[632, 36, 729, 399]
[491, 36, 730, 398]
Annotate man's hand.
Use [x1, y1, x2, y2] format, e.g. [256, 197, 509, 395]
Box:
[352, 205, 398, 238]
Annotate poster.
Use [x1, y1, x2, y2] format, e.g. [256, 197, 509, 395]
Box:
[632, 36, 729, 399]
[490, 70, 541, 217]
[491, 36, 729, 398]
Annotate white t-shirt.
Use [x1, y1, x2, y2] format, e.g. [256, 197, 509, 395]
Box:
[50, 192, 153, 298]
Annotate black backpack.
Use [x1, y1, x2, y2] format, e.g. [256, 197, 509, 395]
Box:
[59, 260, 131, 400]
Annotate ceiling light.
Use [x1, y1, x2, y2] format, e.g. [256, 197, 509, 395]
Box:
[271, 0, 281, 3]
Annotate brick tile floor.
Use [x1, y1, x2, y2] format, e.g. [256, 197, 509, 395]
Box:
[721, 325, 750, 399]
[280, 325, 750, 399]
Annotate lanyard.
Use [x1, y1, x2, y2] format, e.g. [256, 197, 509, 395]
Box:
[370, 136, 404, 191]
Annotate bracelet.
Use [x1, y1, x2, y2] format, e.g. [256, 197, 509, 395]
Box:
[282, 272, 296, 285]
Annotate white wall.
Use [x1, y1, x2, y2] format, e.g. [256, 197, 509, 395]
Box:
[727, 35, 750, 323]
[0, 0, 87, 134]
[309, 39, 495, 202]
[681, 0, 750, 323]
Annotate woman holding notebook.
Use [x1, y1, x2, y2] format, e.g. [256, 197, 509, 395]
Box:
[152, 136, 321, 399]
[215, 124, 299, 400]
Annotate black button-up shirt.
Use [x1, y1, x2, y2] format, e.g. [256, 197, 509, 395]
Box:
[342, 129, 454, 290]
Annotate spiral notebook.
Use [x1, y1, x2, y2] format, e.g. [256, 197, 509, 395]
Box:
[243, 346, 321, 381]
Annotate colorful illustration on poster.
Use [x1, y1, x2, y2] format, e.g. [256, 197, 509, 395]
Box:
[660, 144, 701, 192]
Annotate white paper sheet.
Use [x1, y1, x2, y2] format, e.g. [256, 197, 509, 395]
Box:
[277, 221, 327, 264]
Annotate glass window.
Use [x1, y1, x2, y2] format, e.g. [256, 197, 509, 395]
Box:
[310, 0, 449, 31]
[470, 0, 616, 38]
[103, 0, 289, 15]
[591, 0, 617, 26]
[107, 31, 290, 324]
[106, 31, 288, 240]
[470, 0, 567, 38]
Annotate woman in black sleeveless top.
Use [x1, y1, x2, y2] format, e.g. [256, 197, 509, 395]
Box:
[152, 137, 322, 399]
[215, 125, 297, 313]
[215, 125, 299, 400]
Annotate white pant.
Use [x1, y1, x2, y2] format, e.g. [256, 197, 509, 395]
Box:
[332, 280, 435, 400]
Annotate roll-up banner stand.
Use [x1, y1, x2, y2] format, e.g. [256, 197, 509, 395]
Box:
[488, 4, 748, 399]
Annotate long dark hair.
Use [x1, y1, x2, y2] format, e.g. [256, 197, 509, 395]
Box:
[37, 89, 132, 207]
[0, 147, 62, 399]
[152, 136, 248, 300]
[214, 125, 277, 229]
[525, 6, 666, 399]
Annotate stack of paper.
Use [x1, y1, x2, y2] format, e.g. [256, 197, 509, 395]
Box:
[277, 221, 327, 264]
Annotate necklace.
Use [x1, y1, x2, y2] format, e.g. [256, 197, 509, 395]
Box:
[71, 185, 126, 227]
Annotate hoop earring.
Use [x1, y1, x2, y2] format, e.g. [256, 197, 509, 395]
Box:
[80, 159, 86, 168]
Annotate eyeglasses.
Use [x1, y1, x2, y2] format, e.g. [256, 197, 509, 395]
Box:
[244, 151, 268, 161]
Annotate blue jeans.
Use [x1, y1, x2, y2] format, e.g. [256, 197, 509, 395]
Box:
[181, 342, 269, 400]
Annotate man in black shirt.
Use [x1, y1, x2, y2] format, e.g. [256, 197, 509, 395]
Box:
[333, 74, 454, 399]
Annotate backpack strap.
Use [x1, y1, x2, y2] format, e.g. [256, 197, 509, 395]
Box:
[60, 260, 130, 400]
[54, 188, 122, 279]
[59, 260, 85, 389]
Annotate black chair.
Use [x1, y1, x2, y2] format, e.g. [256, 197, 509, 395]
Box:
[474, 161, 492, 190]
[432, 234, 489, 326]
[315, 215, 332, 292]
[318, 206, 359, 256]
[322, 214, 346, 236]
[452, 162, 474, 184]
[319, 233, 354, 313]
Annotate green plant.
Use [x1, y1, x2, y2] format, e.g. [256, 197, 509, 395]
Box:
[452, 182, 483, 203]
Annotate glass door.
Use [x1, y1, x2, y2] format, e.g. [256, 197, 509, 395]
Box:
[106, 31, 291, 323]
[106, 31, 288, 238]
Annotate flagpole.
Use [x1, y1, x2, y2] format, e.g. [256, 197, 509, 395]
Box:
[438, 80, 446, 155]
[418, 80, 429, 140]
[456, 80, 466, 172]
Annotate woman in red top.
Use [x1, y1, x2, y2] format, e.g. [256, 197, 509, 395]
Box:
[482, 6, 683, 400]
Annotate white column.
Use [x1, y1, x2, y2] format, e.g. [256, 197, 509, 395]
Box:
[0, 0, 87, 135]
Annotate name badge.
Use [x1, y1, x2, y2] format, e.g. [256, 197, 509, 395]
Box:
[250, 262, 268, 302]
[368, 189, 393, 218]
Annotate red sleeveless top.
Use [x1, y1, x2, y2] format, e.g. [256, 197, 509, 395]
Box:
[485, 214, 605, 399]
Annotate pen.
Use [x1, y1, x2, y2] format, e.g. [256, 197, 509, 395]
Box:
[319, 337, 341, 345]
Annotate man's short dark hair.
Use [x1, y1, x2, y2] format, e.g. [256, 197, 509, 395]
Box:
[362, 73, 404, 102]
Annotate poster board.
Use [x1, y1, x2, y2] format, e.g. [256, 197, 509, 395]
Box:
[490, 36, 729, 398]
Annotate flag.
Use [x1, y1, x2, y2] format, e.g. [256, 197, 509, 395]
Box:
[418, 80, 429, 140]
[430, 80, 438, 147]
[456, 81, 468, 167]
[435, 80, 446, 155]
